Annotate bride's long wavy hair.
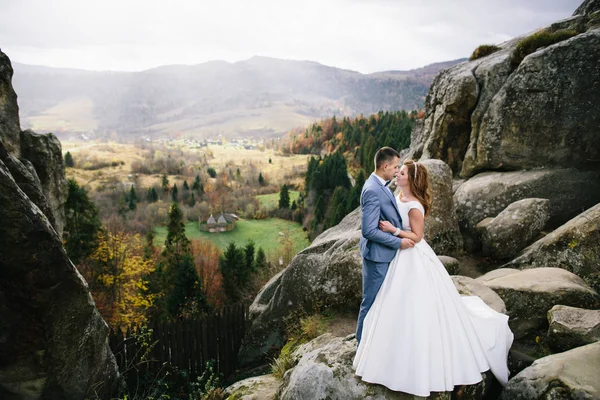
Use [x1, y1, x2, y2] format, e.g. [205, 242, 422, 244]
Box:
[402, 159, 432, 216]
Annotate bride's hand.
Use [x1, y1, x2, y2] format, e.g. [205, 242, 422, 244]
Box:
[379, 220, 396, 233]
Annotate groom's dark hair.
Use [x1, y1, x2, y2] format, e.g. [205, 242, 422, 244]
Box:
[374, 147, 400, 169]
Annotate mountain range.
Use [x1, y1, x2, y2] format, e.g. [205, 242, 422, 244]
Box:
[12, 56, 465, 139]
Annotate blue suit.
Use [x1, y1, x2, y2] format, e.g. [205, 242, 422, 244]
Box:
[356, 173, 403, 343]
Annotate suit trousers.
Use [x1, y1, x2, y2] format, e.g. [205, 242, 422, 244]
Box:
[356, 258, 390, 343]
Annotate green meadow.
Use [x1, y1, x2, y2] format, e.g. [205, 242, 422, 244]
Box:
[256, 190, 301, 210]
[154, 217, 309, 257]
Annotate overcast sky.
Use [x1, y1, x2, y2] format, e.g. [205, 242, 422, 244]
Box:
[0, 0, 582, 73]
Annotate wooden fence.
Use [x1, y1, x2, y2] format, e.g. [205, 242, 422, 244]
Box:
[109, 304, 249, 384]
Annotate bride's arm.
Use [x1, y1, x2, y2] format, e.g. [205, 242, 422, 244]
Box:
[378, 221, 419, 242]
[378, 209, 424, 243]
[407, 209, 424, 242]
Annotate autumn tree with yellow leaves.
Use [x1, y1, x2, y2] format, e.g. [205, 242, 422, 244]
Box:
[90, 230, 155, 327]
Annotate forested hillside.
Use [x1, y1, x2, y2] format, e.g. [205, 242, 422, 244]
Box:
[275, 111, 416, 239]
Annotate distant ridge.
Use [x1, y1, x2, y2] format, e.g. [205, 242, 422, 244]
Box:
[11, 56, 464, 139]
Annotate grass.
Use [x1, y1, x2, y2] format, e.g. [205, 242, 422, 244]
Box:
[270, 313, 331, 379]
[154, 218, 309, 256]
[512, 29, 578, 68]
[256, 190, 301, 210]
[469, 44, 501, 61]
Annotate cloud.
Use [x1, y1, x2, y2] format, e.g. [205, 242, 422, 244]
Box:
[0, 0, 582, 72]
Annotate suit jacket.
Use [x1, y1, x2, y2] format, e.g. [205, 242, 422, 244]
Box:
[359, 173, 403, 262]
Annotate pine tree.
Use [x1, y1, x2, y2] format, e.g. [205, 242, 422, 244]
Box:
[128, 185, 137, 210]
[64, 151, 74, 167]
[254, 247, 267, 270]
[314, 195, 325, 224]
[164, 202, 189, 256]
[183, 180, 189, 190]
[258, 172, 265, 186]
[244, 240, 256, 272]
[161, 174, 169, 191]
[64, 179, 102, 264]
[192, 175, 201, 191]
[147, 187, 159, 203]
[171, 184, 179, 202]
[279, 184, 290, 209]
[219, 242, 247, 304]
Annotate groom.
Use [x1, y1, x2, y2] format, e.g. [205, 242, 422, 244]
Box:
[356, 147, 414, 344]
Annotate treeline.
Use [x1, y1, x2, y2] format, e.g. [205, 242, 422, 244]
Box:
[277, 110, 415, 161]
[285, 111, 415, 239]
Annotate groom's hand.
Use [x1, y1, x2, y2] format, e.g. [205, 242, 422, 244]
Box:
[400, 239, 415, 249]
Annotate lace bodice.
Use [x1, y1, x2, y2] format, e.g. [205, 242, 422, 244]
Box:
[396, 198, 425, 232]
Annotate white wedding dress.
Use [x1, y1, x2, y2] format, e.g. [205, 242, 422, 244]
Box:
[353, 199, 513, 397]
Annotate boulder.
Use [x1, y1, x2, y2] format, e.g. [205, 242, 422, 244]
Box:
[453, 169, 600, 251]
[462, 29, 600, 177]
[451, 276, 507, 314]
[408, 15, 600, 178]
[418, 159, 463, 255]
[239, 209, 363, 367]
[506, 202, 600, 292]
[0, 144, 55, 230]
[499, 342, 600, 400]
[225, 374, 280, 400]
[475, 268, 520, 283]
[20, 130, 67, 237]
[277, 334, 493, 400]
[479, 198, 550, 261]
[0, 50, 21, 156]
[480, 267, 600, 339]
[438, 256, 460, 275]
[547, 305, 600, 352]
[0, 152, 120, 399]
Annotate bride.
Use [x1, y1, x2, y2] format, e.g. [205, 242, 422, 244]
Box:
[353, 160, 513, 397]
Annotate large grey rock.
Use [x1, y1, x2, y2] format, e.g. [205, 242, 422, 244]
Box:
[451, 276, 507, 314]
[462, 29, 600, 177]
[475, 268, 520, 283]
[408, 15, 600, 178]
[479, 198, 550, 261]
[0, 151, 120, 399]
[480, 267, 600, 339]
[239, 209, 363, 367]
[499, 341, 600, 400]
[0, 50, 21, 157]
[506, 202, 600, 292]
[453, 169, 600, 251]
[547, 305, 600, 352]
[277, 334, 492, 400]
[0, 145, 55, 231]
[20, 130, 67, 237]
[410, 65, 480, 176]
[418, 159, 463, 255]
[574, 0, 600, 17]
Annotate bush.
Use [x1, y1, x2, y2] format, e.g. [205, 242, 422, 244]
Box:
[512, 29, 578, 67]
[469, 44, 501, 61]
[270, 312, 330, 380]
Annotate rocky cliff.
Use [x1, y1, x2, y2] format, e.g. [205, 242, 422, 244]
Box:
[408, 3, 600, 178]
[0, 49, 119, 400]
